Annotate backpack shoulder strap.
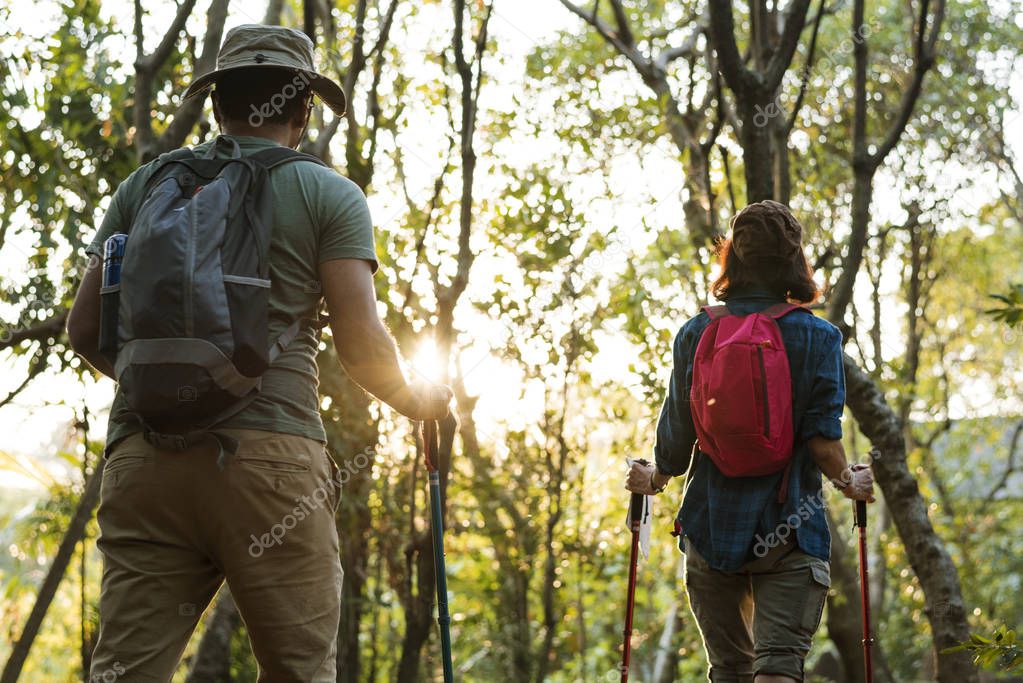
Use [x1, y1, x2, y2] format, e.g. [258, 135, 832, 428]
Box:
[129, 148, 198, 230]
[702, 305, 731, 320]
[156, 147, 197, 164]
[249, 147, 328, 170]
[762, 303, 808, 319]
[139, 148, 196, 191]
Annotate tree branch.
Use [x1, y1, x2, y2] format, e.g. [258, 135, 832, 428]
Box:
[132, 0, 199, 159]
[763, 0, 812, 92]
[0, 461, 105, 683]
[0, 312, 67, 352]
[607, 0, 635, 48]
[785, 0, 825, 133]
[159, 0, 230, 151]
[706, 0, 758, 93]
[137, 0, 198, 73]
[978, 420, 1023, 517]
[652, 24, 702, 73]
[0, 348, 47, 409]
[556, 0, 650, 78]
[868, 0, 945, 168]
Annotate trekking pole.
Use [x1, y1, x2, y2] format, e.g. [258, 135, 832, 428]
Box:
[620, 492, 643, 683]
[854, 500, 874, 683]
[423, 419, 454, 682]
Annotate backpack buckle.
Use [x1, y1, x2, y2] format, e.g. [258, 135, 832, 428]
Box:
[671, 518, 683, 538]
[144, 431, 190, 452]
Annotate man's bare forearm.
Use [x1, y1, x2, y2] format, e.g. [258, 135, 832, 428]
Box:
[332, 316, 411, 408]
[807, 436, 850, 482]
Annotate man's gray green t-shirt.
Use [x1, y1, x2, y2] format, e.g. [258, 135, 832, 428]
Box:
[85, 135, 377, 448]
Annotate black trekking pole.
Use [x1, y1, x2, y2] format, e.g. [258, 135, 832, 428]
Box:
[854, 499, 874, 683]
[619, 491, 644, 682]
[423, 420, 454, 682]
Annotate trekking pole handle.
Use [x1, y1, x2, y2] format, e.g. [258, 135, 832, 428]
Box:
[854, 500, 867, 528]
[629, 492, 644, 526]
[423, 420, 439, 473]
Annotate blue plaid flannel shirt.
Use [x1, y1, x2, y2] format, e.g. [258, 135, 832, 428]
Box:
[654, 285, 846, 572]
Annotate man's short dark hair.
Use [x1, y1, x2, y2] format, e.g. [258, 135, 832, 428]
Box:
[212, 67, 312, 127]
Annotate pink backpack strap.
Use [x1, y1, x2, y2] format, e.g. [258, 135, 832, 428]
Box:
[762, 303, 807, 319]
[703, 305, 731, 320]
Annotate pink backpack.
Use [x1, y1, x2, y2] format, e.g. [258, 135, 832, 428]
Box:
[690, 303, 806, 497]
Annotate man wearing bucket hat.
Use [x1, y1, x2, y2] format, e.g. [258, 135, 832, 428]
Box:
[625, 201, 874, 682]
[68, 24, 451, 681]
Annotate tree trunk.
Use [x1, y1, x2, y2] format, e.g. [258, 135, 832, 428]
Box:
[843, 355, 978, 682]
[262, 0, 285, 24]
[394, 526, 438, 683]
[395, 413, 458, 683]
[1, 461, 105, 683]
[773, 118, 792, 204]
[186, 589, 241, 683]
[828, 170, 874, 324]
[738, 97, 777, 202]
[652, 557, 686, 683]
[336, 464, 373, 683]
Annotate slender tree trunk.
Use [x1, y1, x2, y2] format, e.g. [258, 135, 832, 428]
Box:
[186, 590, 241, 683]
[843, 356, 978, 682]
[1, 462, 105, 683]
[335, 449, 374, 683]
[652, 601, 684, 683]
[773, 119, 792, 204]
[828, 171, 874, 323]
[394, 412, 458, 683]
[652, 556, 686, 683]
[738, 97, 777, 202]
[262, 0, 285, 24]
[394, 532, 437, 683]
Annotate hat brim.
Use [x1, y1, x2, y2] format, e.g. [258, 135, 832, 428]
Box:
[183, 64, 347, 117]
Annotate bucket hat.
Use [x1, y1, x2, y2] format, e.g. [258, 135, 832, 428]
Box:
[183, 24, 346, 116]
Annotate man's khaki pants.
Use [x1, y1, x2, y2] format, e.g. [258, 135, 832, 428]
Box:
[89, 429, 343, 682]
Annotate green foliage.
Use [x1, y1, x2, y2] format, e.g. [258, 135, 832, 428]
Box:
[943, 626, 1023, 673]
[986, 283, 1023, 328]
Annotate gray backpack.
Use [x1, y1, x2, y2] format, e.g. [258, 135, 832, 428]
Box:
[99, 136, 326, 454]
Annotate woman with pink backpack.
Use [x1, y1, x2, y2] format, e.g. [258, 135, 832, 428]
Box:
[627, 200, 875, 683]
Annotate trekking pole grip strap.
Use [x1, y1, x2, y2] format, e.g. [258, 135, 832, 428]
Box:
[854, 500, 867, 528]
[630, 493, 644, 525]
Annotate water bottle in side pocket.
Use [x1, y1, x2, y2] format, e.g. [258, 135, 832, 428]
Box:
[99, 233, 127, 365]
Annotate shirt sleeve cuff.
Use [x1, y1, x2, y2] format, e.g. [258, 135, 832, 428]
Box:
[318, 248, 380, 273]
[800, 416, 843, 442]
[654, 446, 691, 477]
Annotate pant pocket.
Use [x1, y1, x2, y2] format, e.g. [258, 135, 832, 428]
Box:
[799, 561, 831, 633]
[324, 450, 342, 513]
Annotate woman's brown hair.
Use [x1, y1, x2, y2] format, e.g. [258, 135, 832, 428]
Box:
[710, 200, 821, 305]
